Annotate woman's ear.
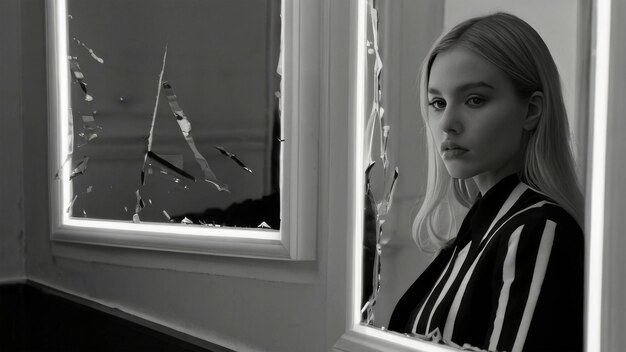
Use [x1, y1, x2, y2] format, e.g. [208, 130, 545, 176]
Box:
[523, 91, 544, 131]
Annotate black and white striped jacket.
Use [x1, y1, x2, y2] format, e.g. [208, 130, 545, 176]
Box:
[389, 174, 583, 352]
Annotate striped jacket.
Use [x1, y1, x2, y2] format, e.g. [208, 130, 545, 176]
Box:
[389, 174, 583, 352]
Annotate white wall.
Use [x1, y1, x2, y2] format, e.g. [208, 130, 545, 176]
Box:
[0, 0, 26, 283]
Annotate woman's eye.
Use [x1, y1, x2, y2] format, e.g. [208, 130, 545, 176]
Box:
[466, 96, 486, 107]
[428, 99, 446, 110]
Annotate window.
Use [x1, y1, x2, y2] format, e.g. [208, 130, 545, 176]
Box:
[47, 0, 319, 260]
[334, 0, 608, 351]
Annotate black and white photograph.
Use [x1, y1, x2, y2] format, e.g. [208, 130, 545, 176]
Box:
[0, 0, 624, 351]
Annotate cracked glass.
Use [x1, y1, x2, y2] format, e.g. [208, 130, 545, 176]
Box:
[62, 0, 282, 229]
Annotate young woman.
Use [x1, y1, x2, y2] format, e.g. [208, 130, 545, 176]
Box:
[388, 13, 584, 352]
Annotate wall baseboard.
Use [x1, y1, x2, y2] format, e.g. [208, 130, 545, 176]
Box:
[0, 277, 27, 286]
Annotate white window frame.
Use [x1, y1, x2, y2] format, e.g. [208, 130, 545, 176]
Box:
[46, 0, 319, 260]
[332, 0, 611, 350]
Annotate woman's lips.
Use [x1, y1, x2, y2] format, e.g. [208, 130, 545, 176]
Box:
[440, 141, 468, 159]
[441, 148, 468, 159]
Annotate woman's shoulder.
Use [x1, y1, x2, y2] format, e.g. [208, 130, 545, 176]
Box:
[511, 184, 577, 220]
[502, 186, 583, 242]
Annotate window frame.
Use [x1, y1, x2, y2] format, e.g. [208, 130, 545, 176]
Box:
[46, 0, 319, 261]
[332, 0, 609, 350]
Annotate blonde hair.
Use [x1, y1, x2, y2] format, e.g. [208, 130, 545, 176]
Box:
[413, 12, 584, 252]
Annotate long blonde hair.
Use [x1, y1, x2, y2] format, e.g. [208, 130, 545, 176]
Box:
[413, 12, 584, 252]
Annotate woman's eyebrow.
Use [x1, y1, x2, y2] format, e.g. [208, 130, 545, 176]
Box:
[428, 81, 496, 95]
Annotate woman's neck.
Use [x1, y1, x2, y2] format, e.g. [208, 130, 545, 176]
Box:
[473, 160, 522, 196]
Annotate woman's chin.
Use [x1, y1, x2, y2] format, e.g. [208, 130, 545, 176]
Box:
[444, 166, 476, 180]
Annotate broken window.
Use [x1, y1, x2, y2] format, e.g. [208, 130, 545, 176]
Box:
[361, 0, 399, 326]
[60, 0, 282, 230]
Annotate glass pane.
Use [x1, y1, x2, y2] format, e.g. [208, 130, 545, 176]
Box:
[361, 0, 445, 328]
[63, 0, 282, 230]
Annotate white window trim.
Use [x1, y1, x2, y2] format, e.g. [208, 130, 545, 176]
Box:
[46, 0, 319, 261]
[332, 0, 610, 350]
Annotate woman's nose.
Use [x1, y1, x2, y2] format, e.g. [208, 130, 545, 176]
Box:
[438, 106, 463, 134]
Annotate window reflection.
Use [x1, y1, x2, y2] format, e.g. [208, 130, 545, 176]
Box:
[362, 1, 589, 350]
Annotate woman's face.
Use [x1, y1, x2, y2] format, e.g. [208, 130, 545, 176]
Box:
[426, 46, 529, 189]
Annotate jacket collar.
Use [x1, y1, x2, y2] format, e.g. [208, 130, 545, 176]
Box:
[469, 173, 521, 241]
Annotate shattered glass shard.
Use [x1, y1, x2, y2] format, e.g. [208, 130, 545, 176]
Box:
[76, 115, 101, 146]
[385, 167, 399, 209]
[78, 132, 98, 142]
[160, 81, 228, 190]
[162, 82, 192, 135]
[146, 151, 195, 181]
[82, 115, 101, 131]
[214, 146, 253, 174]
[134, 44, 168, 222]
[67, 109, 75, 155]
[134, 189, 145, 212]
[66, 194, 78, 213]
[54, 155, 71, 180]
[204, 179, 230, 192]
[73, 38, 104, 64]
[257, 221, 272, 229]
[68, 57, 93, 101]
[70, 156, 89, 180]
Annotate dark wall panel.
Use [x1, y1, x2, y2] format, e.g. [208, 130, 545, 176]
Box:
[0, 283, 223, 352]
